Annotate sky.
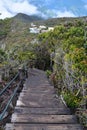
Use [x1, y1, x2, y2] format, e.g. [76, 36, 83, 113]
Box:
[0, 0, 87, 19]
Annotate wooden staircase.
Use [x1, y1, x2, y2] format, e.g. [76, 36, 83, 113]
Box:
[5, 68, 83, 130]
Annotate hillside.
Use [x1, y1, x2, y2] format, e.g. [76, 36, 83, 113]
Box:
[13, 13, 43, 23]
[0, 13, 87, 50]
[0, 13, 43, 49]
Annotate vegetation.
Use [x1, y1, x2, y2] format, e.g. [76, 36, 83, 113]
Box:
[36, 20, 87, 126]
[0, 49, 7, 63]
[0, 18, 11, 38]
[0, 15, 87, 126]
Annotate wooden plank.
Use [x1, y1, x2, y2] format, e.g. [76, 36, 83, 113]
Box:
[5, 124, 83, 130]
[21, 89, 55, 94]
[19, 92, 57, 98]
[11, 114, 77, 124]
[18, 95, 59, 101]
[18, 93, 58, 98]
[18, 93, 60, 103]
[16, 99, 63, 108]
[26, 84, 51, 88]
[14, 107, 70, 115]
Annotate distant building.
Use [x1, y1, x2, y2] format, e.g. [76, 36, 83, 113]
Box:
[41, 30, 48, 33]
[29, 27, 40, 34]
[48, 27, 54, 31]
[39, 25, 47, 29]
[31, 23, 36, 27]
[29, 23, 54, 34]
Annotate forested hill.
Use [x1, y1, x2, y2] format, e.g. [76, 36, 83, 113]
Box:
[0, 13, 87, 48]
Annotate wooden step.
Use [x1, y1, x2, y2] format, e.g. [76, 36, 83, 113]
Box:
[14, 107, 70, 115]
[5, 124, 83, 130]
[18, 93, 60, 102]
[21, 89, 55, 94]
[18, 95, 59, 101]
[23, 85, 54, 89]
[16, 99, 63, 108]
[11, 114, 77, 124]
[19, 94, 58, 100]
[19, 92, 57, 97]
[5, 69, 83, 130]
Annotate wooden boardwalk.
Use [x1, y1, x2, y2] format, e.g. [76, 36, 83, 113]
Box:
[5, 68, 83, 130]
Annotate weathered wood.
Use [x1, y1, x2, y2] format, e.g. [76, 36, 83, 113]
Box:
[6, 124, 83, 130]
[18, 94, 59, 101]
[16, 98, 63, 108]
[19, 92, 57, 97]
[18, 96, 60, 103]
[14, 107, 70, 115]
[22, 88, 55, 93]
[11, 114, 77, 124]
[5, 68, 83, 130]
[17, 91, 64, 108]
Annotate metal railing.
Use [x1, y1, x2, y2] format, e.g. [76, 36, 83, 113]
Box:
[0, 81, 21, 121]
[0, 68, 27, 121]
[0, 73, 19, 96]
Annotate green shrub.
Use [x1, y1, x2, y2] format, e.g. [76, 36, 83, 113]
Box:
[46, 70, 52, 78]
[76, 109, 87, 126]
[62, 91, 81, 109]
[0, 128, 4, 130]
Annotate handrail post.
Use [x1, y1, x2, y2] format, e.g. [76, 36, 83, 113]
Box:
[24, 68, 28, 79]
[18, 67, 28, 80]
[0, 69, 3, 82]
[18, 68, 24, 80]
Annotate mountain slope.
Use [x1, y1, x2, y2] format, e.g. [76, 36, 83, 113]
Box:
[0, 14, 43, 49]
[0, 13, 87, 50]
[13, 13, 43, 23]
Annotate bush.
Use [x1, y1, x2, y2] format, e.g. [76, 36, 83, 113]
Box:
[62, 91, 81, 109]
[76, 109, 87, 126]
[46, 70, 52, 78]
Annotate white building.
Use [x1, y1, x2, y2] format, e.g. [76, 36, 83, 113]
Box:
[29, 27, 40, 34]
[48, 27, 54, 31]
[29, 23, 54, 34]
[39, 25, 47, 29]
[31, 23, 36, 27]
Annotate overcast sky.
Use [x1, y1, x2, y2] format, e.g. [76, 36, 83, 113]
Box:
[0, 0, 87, 19]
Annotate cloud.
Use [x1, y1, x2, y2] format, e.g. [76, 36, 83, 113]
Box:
[0, 0, 78, 19]
[81, 0, 87, 11]
[0, 1, 13, 19]
[9, 0, 38, 15]
[0, 0, 15, 19]
[84, 4, 87, 10]
[56, 10, 76, 17]
[0, 0, 39, 19]
[38, 9, 76, 19]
